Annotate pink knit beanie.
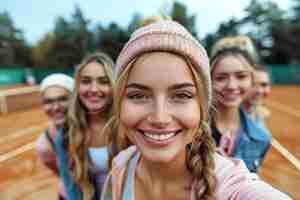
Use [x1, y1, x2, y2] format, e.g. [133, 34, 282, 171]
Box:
[115, 20, 212, 106]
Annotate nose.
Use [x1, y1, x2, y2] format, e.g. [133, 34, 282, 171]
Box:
[147, 97, 172, 128]
[227, 77, 238, 90]
[51, 101, 61, 110]
[90, 81, 99, 92]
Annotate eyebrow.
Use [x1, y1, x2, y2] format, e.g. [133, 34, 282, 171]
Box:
[169, 83, 196, 90]
[80, 75, 108, 79]
[125, 83, 151, 90]
[216, 71, 250, 75]
[125, 82, 196, 90]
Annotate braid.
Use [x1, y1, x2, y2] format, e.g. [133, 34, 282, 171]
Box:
[187, 122, 216, 200]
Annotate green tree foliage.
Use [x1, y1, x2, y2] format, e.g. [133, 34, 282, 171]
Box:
[170, 1, 198, 37]
[203, 17, 241, 56]
[0, 12, 32, 66]
[33, 5, 93, 67]
[291, 0, 300, 21]
[5, 0, 300, 67]
[94, 22, 129, 61]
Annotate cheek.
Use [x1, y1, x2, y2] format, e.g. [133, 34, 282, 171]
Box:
[175, 103, 201, 129]
[103, 85, 113, 96]
[213, 81, 225, 92]
[265, 87, 271, 95]
[43, 105, 52, 116]
[240, 78, 252, 92]
[120, 100, 145, 129]
[78, 85, 87, 97]
[120, 101, 145, 144]
[61, 104, 69, 113]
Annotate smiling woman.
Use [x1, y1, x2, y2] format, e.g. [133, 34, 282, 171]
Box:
[101, 20, 291, 200]
[209, 39, 273, 173]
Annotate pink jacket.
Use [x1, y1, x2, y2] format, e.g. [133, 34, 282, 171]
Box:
[101, 146, 292, 200]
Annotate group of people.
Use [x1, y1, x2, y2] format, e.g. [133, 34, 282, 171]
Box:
[36, 18, 291, 200]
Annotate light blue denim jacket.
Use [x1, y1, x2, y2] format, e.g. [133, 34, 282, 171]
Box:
[212, 108, 272, 172]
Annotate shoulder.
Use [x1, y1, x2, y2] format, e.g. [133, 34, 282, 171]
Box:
[112, 146, 137, 170]
[36, 132, 51, 154]
[214, 153, 292, 200]
[241, 108, 272, 142]
[36, 131, 56, 162]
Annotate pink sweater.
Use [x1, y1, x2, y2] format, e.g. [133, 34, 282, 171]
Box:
[101, 146, 292, 200]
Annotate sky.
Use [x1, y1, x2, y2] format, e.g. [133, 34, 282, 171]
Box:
[1, 0, 292, 45]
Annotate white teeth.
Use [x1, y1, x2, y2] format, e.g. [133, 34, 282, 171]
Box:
[143, 132, 176, 141]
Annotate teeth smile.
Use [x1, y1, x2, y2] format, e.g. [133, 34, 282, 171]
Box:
[142, 132, 176, 141]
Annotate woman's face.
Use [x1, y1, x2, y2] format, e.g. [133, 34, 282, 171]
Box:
[120, 52, 201, 163]
[78, 61, 112, 113]
[245, 70, 271, 106]
[42, 86, 70, 127]
[255, 70, 271, 99]
[212, 55, 252, 108]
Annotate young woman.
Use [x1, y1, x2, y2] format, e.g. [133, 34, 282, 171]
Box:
[67, 52, 115, 200]
[38, 52, 115, 200]
[210, 45, 272, 173]
[243, 67, 272, 128]
[36, 73, 74, 199]
[101, 20, 291, 200]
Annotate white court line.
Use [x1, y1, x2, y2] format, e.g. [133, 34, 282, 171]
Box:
[267, 100, 300, 118]
[0, 141, 36, 163]
[271, 138, 300, 172]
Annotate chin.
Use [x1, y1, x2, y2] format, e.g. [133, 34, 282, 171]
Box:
[54, 120, 65, 128]
[220, 99, 242, 108]
[139, 146, 180, 164]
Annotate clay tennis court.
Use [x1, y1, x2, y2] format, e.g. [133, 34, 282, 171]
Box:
[0, 85, 299, 199]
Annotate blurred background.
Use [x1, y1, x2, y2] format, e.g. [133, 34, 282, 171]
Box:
[0, 0, 300, 84]
[0, 0, 299, 199]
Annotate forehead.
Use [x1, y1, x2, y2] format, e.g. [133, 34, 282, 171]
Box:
[213, 55, 251, 74]
[80, 61, 106, 77]
[127, 52, 195, 87]
[43, 86, 70, 98]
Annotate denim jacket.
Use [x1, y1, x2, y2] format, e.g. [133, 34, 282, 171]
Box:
[212, 108, 272, 172]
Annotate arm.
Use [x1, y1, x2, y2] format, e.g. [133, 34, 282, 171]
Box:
[216, 154, 292, 200]
[36, 133, 59, 176]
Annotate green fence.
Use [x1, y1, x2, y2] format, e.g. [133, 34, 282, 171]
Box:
[268, 64, 300, 85]
[0, 65, 299, 86]
[0, 67, 26, 85]
[32, 67, 74, 83]
[0, 67, 75, 86]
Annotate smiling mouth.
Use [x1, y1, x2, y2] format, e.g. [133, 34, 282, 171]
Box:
[138, 130, 181, 141]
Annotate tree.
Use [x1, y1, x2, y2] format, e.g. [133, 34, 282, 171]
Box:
[94, 22, 128, 61]
[0, 12, 32, 66]
[34, 5, 93, 67]
[241, 0, 286, 63]
[202, 17, 241, 55]
[170, 1, 198, 37]
[291, 0, 300, 21]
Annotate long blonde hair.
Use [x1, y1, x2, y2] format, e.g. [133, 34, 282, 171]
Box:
[106, 52, 216, 200]
[67, 52, 115, 200]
